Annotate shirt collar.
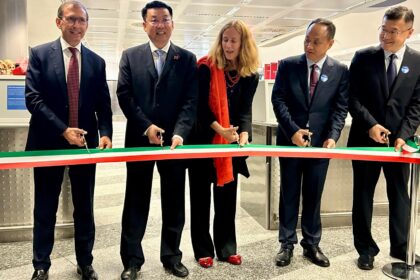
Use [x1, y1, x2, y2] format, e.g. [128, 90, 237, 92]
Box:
[149, 41, 171, 54]
[306, 55, 327, 70]
[60, 37, 82, 53]
[384, 44, 406, 60]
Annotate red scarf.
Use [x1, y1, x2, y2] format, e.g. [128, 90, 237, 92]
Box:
[198, 56, 234, 186]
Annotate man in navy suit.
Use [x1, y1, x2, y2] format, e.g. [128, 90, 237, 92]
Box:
[348, 6, 420, 270]
[116, 1, 198, 279]
[25, 1, 112, 280]
[271, 18, 349, 268]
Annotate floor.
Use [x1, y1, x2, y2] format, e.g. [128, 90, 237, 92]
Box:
[0, 122, 418, 280]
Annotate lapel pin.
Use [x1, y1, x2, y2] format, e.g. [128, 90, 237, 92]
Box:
[173, 54, 180, 60]
[320, 74, 328, 82]
[401, 66, 409, 74]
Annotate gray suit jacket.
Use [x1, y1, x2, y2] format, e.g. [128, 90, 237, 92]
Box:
[117, 42, 198, 147]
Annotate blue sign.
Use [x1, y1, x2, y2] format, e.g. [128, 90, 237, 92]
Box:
[7, 85, 26, 110]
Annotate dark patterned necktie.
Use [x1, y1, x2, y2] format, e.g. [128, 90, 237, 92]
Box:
[387, 53, 397, 91]
[309, 64, 319, 98]
[67, 47, 79, 127]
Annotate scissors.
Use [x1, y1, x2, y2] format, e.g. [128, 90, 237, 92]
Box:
[157, 130, 164, 148]
[381, 132, 390, 148]
[307, 133, 312, 147]
[81, 134, 90, 153]
[303, 128, 312, 147]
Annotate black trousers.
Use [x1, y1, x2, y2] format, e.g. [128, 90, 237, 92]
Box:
[352, 160, 410, 257]
[120, 159, 186, 269]
[188, 158, 238, 260]
[278, 157, 329, 249]
[32, 164, 96, 270]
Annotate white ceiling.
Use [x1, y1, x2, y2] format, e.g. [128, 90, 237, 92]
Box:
[80, 0, 403, 67]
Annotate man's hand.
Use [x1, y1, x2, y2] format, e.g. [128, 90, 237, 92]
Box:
[291, 129, 312, 147]
[239, 132, 249, 147]
[322, 138, 336, 149]
[63, 127, 87, 147]
[146, 124, 165, 145]
[99, 136, 112, 149]
[394, 138, 406, 152]
[170, 136, 183, 150]
[368, 124, 391, 144]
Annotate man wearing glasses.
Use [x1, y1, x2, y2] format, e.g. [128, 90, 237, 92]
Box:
[348, 6, 420, 270]
[116, 1, 198, 279]
[25, 1, 112, 279]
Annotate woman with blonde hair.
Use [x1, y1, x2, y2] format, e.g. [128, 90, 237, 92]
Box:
[188, 19, 259, 268]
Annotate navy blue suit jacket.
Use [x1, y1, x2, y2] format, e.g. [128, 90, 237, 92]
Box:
[116, 42, 198, 147]
[272, 54, 349, 147]
[348, 46, 420, 147]
[25, 38, 113, 150]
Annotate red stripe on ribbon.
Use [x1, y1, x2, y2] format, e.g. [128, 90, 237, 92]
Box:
[0, 146, 418, 170]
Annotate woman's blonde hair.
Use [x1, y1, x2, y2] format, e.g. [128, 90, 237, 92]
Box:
[208, 20, 259, 77]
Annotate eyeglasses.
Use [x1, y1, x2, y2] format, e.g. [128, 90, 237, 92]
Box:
[60, 16, 88, 26]
[146, 18, 172, 26]
[378, 26, 412, 37]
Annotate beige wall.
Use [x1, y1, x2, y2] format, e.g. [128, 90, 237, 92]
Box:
[27, 0, 61, 48]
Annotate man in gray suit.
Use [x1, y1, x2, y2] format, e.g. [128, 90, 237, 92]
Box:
[271, 18, 349, 268]
[116, 1, 198, 279]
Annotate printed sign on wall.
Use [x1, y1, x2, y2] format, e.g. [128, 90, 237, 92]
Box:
[7, 85, 26, 110]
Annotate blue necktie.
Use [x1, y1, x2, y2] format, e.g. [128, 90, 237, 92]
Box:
[155, 49, 165, 76]
[387, 53, 397, 90]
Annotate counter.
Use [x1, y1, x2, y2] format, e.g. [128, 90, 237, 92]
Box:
[0, 75, 73, 242]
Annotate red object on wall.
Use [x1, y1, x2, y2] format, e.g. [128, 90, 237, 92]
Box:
[270, 62, 278, 79]
[264, 63, 271, 80]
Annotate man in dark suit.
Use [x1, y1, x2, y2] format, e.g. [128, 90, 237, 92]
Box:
[271, 18, 349, 268]
[25, 1, 112, 280]
[116, 1, 198, 279]
[348, 6, 420, 270]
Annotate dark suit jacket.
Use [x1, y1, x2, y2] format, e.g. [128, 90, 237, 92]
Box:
[25, 38, 113, 151]
[116, 43, 198, 147]
[190, 64, 258, 144]
[189, 64, 259, 177]
[272, 54, 349, 147]
[348, 46, 420, 147]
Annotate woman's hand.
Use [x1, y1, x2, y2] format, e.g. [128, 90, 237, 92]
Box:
[219, 126, 239, 143]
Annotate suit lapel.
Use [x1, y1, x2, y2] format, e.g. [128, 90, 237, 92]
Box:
[79, 45, 89, 109]
[298, 55, 309, 108]
[159, 43, 178, 82]
[311, 57, 333, 106]
[144, 44, 158, 80]
[373, 47, 388, 99]
[389, 47, 412, 99]
[51, 39, 67, 98]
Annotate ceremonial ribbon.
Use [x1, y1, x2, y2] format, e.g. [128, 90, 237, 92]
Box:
[0, 144, 419, 170]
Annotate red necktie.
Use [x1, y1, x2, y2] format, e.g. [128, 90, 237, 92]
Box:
[309, 64, 319, 99]
[67, 47, 79, 128]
